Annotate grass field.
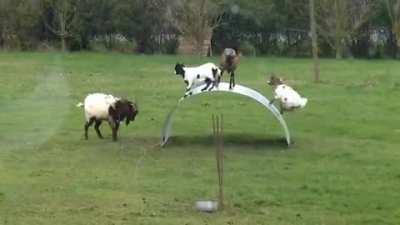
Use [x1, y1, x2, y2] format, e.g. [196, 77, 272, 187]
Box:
[0, 52, 399, 225]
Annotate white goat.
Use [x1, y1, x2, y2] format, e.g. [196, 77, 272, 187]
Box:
[267, 75, 308, 114]
[77, 93, 138, 141]
[174, 62, 221, 97]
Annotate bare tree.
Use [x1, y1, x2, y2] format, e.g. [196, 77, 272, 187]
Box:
[167, 0, 223, 55]
[0, 0, 12, 48]
[0, 0, 41, 50]
[385, 0, 400, 48]
[42, 0, 77, 52]
[316, 0, 375, 58]
[309, 0, 320, 82]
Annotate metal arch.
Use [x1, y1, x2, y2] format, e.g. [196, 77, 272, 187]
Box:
[161, 82, 291, 147]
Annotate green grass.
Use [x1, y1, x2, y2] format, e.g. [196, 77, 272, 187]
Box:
[0, 52, 399, 225]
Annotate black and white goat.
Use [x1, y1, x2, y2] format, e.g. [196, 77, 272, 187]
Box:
[77, 93, 138, 141]
[220, 48, 240, 89]
[174, 62, 221, 97]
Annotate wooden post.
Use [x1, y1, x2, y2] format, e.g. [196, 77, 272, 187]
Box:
[310, 0, 320, 83]
[212, 114, 224, 210]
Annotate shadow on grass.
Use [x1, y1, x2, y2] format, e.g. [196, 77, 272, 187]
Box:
[165, 134, 289, 149]
[63, 135, 289, 152]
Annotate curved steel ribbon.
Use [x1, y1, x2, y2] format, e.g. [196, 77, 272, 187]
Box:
[161, 82, 291, 146]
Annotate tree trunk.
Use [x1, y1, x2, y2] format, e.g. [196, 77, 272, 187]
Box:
[179, 31, 212, 56]
[59, 10, 67, 52]
[61, 36, 66, 52]
[335, 39, 343, 59]
[334, 0, 343, 59]
[310, 0, 320, 83]
[0, 23, 4, 48]
[385, 0, 400, 57]
[390, 32, 399, 58]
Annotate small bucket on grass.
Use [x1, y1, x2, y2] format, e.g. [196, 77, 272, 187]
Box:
[195, 200, 218, 213]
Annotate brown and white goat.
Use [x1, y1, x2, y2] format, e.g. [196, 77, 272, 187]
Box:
[219, 48, 240, 89]
[77, 93, 139, 141]
[267, 75, 308, 114]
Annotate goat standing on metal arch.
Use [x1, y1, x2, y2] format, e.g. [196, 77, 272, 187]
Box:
[174, 62, 221, 98]
[219, 48, 240, 89]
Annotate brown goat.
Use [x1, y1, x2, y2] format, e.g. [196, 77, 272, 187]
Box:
[219, 48, 240, 89]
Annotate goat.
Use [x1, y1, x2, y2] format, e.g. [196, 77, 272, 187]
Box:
[219, 48, 240, 89]
[174, 62, 221, 97]
[267, 75, 308, 114]
[77, 93, 138, 141]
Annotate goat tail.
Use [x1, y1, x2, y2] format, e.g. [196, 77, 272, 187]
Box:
[76, 102, 84, 108]
[300, 98, 308, 108]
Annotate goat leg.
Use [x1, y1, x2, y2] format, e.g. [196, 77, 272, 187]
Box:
[112, 127, 118, 141]
[84, 118, 95, 140]
[84, 123, 89, 140]
[201, 79, 211, 92]
[209, 80, 216, 91]
[269, 98, 275, 105]
[113, 122, 120, 141]
[229, 73, 234, 89]
[217, 70, 224, 87]
[108, 119, 118, 141]
[184, 91, 193, 98]
[232, 71, 235, 88]
[94, 120, 103, 139]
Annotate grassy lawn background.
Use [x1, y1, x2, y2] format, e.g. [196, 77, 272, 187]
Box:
[0, 52, 399, 225]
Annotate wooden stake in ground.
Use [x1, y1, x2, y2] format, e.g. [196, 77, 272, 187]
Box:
[212, 114, 224, 210]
